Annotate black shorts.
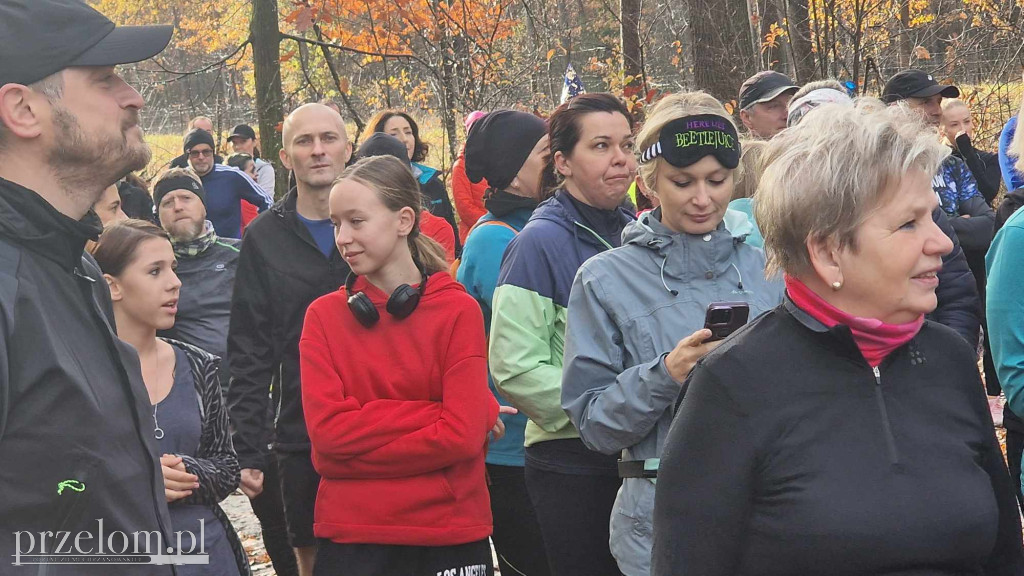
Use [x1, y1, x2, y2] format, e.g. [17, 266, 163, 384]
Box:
[313, 538, 493, 576]
[275, 449, 321, 548]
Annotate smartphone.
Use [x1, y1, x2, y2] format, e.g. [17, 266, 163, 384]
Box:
[703, 302, 750, 342]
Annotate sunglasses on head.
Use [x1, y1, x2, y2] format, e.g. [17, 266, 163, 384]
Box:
[639, 115, 741, 169]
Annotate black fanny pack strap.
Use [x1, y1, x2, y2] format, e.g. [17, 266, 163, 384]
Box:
[618, 459, 658, 479]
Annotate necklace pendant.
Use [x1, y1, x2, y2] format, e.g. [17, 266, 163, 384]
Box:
[154, 426, 165, 440]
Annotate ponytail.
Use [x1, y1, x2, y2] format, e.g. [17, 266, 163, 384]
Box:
[410, 229, 448, 275]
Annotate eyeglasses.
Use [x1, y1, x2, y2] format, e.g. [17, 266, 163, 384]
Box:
[188, 149, 214, 158]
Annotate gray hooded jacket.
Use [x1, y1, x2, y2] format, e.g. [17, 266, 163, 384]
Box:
[561, 208, 784, 576]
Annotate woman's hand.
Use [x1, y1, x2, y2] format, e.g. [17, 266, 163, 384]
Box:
[665, 328, 722, 383]
[160, 454, 199, 503]
[489, 405, 518, 442]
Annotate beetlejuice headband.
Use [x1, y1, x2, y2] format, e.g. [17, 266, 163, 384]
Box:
[639, 115, 741, 169]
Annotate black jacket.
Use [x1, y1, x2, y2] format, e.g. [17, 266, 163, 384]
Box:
[653, 298, 1023, 576]
[420, 172, 461, 254]
[931, 207, 981, 345]
[227, 189, 350, 470]
[996, 188, 1024, 232]
[159, 236, 240, 391]
[0, 177, 174, 573]
[954, 135, 1003, 205]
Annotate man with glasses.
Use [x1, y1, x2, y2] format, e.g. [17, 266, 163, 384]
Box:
[184, 127, 272, 238]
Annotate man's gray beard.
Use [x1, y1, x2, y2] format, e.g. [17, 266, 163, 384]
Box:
[168, 219, 206, 244]
[48, 104, 151, 208]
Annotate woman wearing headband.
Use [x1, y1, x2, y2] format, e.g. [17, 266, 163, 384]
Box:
[560, 92, 783, 576]
[652, 100, 1023, 576]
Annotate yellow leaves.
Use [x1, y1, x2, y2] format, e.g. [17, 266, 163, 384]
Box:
[546, 48, 557, 61]
[724, 100, 737, 115]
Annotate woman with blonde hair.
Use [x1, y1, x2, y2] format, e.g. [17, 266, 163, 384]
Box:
[652, 99, 1023, 575]
[561, 91, 783, 575]
[300, 155, 503, 575]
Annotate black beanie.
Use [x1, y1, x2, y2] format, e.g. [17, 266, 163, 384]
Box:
[182, 128, 215, 153]
[464, 110, 546, 191]
[153, 174, 207, 220]
[357, 133, 412, 168]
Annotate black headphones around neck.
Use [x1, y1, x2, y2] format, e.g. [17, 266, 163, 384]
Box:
[346, 263, 429, 328]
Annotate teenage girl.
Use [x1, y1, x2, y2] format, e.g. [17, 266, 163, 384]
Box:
[94, 220, 247, 576]
[300, 155, 505, 576]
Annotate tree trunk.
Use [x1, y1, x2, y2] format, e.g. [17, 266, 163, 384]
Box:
[690, 0, 758, 102]
[899, 0, 912, 68]
[251, 0, 287, 198]
[785, 0, 817, 81]
[621, 0, 644, 91]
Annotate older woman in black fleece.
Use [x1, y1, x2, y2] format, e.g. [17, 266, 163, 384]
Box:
[651, 99, 1023, 576]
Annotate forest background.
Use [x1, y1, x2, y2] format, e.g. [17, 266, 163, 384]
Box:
[92, 0, 1024, 196]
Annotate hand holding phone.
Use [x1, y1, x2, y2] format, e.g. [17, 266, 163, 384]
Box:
[703, 301, 750, 342]
[665, 328, 720, 383]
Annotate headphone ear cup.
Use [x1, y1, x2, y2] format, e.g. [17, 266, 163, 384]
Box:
[386, 284, 422, 319]
[347, 292, 380, 327]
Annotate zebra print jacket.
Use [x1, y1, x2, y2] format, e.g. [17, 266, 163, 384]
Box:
[163, 338, 250, 575]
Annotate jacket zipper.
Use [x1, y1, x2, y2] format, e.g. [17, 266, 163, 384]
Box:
[74, 267, 175, 572]
[872, 366, 900, 465]
[572, 221, 614, 251]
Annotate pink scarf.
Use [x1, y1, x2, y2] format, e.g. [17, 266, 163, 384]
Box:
[785, 275, 924, 367]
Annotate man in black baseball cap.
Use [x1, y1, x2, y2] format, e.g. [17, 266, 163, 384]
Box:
[738, 71, 798, 139]
[883, 69, 994, 307]
[882, 69, 960, 125]
[0, 1, 178, 571]
[228, 123, 277, 197]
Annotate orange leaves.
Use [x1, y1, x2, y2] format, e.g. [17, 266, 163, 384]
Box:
[914, 45, 931, 60]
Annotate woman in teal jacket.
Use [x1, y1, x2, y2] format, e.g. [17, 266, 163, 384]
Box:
[457, 109, 552, 576]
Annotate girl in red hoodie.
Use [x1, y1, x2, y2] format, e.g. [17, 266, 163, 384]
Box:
[300, 155, 501, 576]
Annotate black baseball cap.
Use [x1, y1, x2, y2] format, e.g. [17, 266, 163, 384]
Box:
[882, 69, 959, 103]
[739, 71, 798, 111]
[228, 124, 257, 142]
[0, 0, 172, 87]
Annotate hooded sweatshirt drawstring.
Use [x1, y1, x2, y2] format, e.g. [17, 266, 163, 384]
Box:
[730, 262, 745, 291]
[660, 254, 678, 296]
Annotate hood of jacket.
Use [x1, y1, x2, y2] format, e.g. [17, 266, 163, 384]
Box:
[621, 207, 759, 294]
[0, 177, 103, 270]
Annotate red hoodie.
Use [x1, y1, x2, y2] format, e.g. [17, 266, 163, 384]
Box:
[300, 271, 499, 546]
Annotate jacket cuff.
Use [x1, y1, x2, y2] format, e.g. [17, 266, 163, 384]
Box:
[660, 352, 685, 386]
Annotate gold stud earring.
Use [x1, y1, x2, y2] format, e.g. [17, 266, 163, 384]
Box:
[832, 281, 842, 290]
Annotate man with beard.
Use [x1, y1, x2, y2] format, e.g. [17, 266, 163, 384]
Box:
[153, 168, 240, 388]
[228, 103, 353, 576]
[0, 0, 177, 572]
[184, 128, 273, 239]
